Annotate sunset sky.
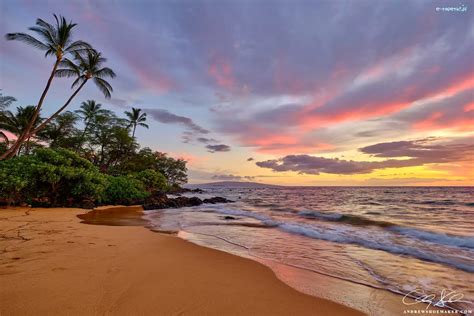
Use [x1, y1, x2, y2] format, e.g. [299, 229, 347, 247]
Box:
[1, 0, 473, 185]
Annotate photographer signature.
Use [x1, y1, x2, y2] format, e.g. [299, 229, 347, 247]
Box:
[403, 288, 473, 311]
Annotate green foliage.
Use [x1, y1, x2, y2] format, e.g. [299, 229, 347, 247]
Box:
[130, 169, 168, 192]
[153, 152, 188, 186]
[114, 148, 188, 186]
[0, 148, 106, 205]
[103, 175, 150, 205]
[0, 155, 31, 204]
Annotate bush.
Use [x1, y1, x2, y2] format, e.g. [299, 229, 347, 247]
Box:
[0, 148, 107, 206]
[103, 175, 150, 205]
[130, 169, 168, 192]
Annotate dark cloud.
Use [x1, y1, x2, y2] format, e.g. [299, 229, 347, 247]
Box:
[359, 138, 474, 162]
[147, 109, 209, 134]
[257, 138, 474, 175]
[247, 157, 254, 161]
[206, 144, 231, 153]
[197, 137, 218, 144]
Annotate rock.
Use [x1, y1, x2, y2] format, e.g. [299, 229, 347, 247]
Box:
[143, 193, 232, 210]
[188, 197, 204, 206]
[202, 197, 233, 204]
[224, 216, 236, 220]
[167, 187, 205, 194]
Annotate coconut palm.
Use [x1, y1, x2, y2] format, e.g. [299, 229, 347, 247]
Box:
[2, 14, 91, 159]
[29, 49, 116, 137]
[0, 92, 16, 111]
[75, 100, 108, 148]
[0, 92, 16, 144]
[0, 106, 43, 154]
[124, 108, 149, 139]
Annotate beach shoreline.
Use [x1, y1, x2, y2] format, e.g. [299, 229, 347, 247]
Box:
[0, 206, 363, 315]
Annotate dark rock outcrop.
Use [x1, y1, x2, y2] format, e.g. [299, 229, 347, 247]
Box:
[202, 196, 233, 204]
[143, 192, 232, 210]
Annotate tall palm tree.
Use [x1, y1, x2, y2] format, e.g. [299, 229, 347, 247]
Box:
[2, 14, 91, 159]
[28, 49, 116, 137]
[125, 108, 149, 139]
[75, 100, 108, 147]
[0, 106, 43, 154]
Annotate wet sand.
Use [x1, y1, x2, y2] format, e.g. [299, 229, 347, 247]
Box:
[0, 206, 363, 315]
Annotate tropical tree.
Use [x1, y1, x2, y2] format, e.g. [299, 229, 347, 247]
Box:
[75, 100, 108, 148]
[28, 49, 116, 138]
[0, 92, 16, 144]
[125, 108, 148, 139]
[2, 14, 91, 159]
[0, 106, 43, 154]
[38, 111, 79, 148]
[0, 91, 16, 111]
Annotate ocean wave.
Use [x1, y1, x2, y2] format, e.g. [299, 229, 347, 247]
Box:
[202, 206, 474, 272]
[389, 226, 474, 249]
[296, 210, 474, 249]
[297, 210, 394, 227]
[278, 222, 474, 273]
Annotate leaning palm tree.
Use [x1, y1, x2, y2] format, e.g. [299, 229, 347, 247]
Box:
[75, 100, 108, 148]
[124, 108, 149, 139]
[28, 49, 116, 137]
[2, 14, 91, 159]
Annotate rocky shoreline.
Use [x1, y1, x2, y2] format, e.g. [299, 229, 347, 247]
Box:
[143, 192, 233, 210]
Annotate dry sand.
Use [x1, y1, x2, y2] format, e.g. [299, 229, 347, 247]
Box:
[0, 206, 363, 315]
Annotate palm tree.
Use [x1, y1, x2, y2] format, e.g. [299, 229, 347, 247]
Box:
[75, 100, 108, 147]
[2, 14, 91, 159]
[125, 108, 149, 139]
[28, 49, 116, 137]
[0, 91, 16, 111]
[0, 106, 43, 154]
[0, 91, 16, 144]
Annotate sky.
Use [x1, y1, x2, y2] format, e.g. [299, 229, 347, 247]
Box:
[0, 0, 473, 185]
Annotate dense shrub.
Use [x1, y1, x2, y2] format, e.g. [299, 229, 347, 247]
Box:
[0, 148, 107, 206]
[103, 175, 150, 205]
[130, 169, 168, 192]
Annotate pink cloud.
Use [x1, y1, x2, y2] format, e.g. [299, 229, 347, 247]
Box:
[208, 58, 236, 90]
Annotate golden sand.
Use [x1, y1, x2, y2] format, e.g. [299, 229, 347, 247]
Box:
[0, 206, 362, 315]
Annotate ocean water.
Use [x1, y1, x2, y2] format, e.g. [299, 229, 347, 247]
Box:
[144, 186, 474, 314]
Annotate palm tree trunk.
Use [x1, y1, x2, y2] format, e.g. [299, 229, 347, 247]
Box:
[132, 125, 137, 139]
[0, 58, 61, 160]
[28, 79, 88, 137]
[76, 120, 90, 151]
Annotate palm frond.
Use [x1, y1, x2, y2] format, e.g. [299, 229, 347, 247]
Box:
[93, 77, 113, 98]
[64, 40, 92, 54]
[94, 67, 116, 79]
[71, 76, 86, 89]
[55, 69, 79, 78]
[5, 33, 49, 50]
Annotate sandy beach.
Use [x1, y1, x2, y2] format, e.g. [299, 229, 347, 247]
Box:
[0, 206, 362, 316]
